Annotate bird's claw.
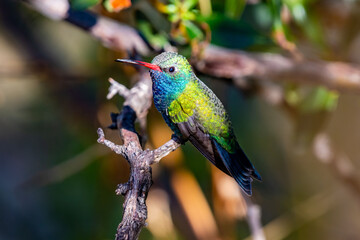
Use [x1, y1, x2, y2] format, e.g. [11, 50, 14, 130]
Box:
[171, 134, 186, 144]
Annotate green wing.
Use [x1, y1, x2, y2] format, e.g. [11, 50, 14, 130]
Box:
[166, 80, 261, 195]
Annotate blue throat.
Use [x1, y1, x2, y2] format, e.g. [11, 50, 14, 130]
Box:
[150, 70, 188, 112]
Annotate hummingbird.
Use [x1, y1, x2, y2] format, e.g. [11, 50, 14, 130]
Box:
[116, 52, 261, 195]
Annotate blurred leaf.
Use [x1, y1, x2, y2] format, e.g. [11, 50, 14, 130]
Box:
[247, 3, 273, 31]
[283, 0, 307, 23]
[198, 0, 212, 16]
[137, 1, 171, 32]
[299, 87, 338, 113]
[183, 20, 203, 40]
[183, 10, 198, 21]
[70, 0, 100, 10]
[159, 0, 204, 44]
[290, 3, 307, 23]
[163, 0, 198, 22]
[298, 7, 326, 49]
[163, 4, 177, 14]
[103, 0, 131, 12]
[204, 14, 272, 50]
[286, 86, 339, 113]
[168, 14, 179, 22]
[267, 0, 301, 54]
[183, 0, 198, 10]
[225, 0, 246, 19]
[138, 21, 170, 50]
[268, 0, 282, 19]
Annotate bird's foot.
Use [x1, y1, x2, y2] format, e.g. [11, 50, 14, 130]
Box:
[107, 112, 120, 129]
[171, 134, 186, 145]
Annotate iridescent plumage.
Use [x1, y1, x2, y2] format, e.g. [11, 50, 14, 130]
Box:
[117, 52, 261, 195]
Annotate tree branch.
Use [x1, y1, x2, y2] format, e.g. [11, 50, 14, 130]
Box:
[97, 76, 180, 240]
[22, 0, 151, 55]
[243, 195, 266, 240]
[21, 0, 360, 94]
[18, 0, 360, 238]
[194, 45, 360, 94]
[313, 133, 360, 201]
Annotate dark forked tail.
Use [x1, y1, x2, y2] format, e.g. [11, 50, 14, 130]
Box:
[213, 140, 261, 196]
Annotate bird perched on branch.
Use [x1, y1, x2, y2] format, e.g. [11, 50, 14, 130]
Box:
[116, 52, 261, 195]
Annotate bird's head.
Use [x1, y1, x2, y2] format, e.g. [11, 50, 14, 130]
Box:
[116, 52, 193, 85]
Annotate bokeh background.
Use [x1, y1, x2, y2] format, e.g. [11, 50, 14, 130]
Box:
[1, 0, 360, 239]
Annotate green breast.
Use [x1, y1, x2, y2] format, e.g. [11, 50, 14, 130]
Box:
[167, 80, 236, 152]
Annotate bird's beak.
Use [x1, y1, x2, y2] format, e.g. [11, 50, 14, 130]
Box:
[115, 59, 161, 72]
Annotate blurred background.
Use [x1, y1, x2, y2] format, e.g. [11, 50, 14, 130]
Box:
[1, 0, 360, 239]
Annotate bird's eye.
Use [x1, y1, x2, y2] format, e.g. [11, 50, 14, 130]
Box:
[168, 66, 176, 73]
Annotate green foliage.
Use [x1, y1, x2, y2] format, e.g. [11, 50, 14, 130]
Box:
[6, 1, 360, 240]
[224, 0, 246, 19]
[283, 0, 307, 24]
[205, 14, 272, 49]
[70, 0, 100, 10]
[183, 20, 204, 40]
[162, 0, 204, 42]
[286, 86, 339, 113]
[164, 0, 198, 22]
[103, 0, 114, 12]
[138, 21, 170, 49]
[67, 0, 326, 52]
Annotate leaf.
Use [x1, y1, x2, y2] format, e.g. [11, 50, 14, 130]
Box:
[225, 0, 246, 19]
[204, 14, 272, 50]
[138, 21, 170, 50]
[182, 10, 197, 21]
[286, 86, 339, 113]
[103, 0, 131, 12]
[168, 14, 180, 22]
[283, 0, 307, 24]
[290, 3, 307, 23]
[70, 0, 100, 10]
[137, 1, 171, 32]
[183, 20, 204, 40]
[163, 4, 177, 14]
[183, 0, 198, 11]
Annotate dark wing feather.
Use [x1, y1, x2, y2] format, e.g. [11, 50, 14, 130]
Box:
[176, 118, 230, 175]
[165, 106, 261, 195]
[212, 140, 261, 195]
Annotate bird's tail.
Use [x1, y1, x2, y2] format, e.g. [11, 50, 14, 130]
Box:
[213, 140, 261, 196]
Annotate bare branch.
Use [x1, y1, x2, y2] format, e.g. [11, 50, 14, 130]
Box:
[243, 194, 266, 240]
[313, 133, 360, 200]
[90, 17, 150, 55]
[27, 0, 69, 20]
[107, 78, 130, 100]
[18, 1, 360, 239]
[22, 0, 151, 55]
[21, 0, 360, 94]
[195, 45, 360, 93]
[122, 73, 153, 119]
[97, 128, 126, 156]
[248, 191, 337, 240]
[150, 139, 181, 164]
[20, 144, 109, 188]
[98, 75, 180, 240]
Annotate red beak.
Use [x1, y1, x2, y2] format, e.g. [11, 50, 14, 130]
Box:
[115, 59, 161, 72]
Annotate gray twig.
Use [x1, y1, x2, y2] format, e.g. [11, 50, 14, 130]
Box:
[313, 133, 360, 200]
[98, 76, 180, 240]
[243, 195, 266, 240]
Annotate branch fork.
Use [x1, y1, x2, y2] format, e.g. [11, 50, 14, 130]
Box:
[97, 76, 180, 240]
